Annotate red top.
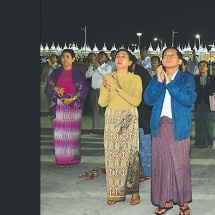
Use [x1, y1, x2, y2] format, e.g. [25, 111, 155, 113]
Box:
[57, 69, 76, 95]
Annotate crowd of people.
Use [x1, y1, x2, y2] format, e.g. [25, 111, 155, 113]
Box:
[42, 46, 215, 215]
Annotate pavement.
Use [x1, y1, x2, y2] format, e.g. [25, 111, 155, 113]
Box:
[40, 82, 215, 215]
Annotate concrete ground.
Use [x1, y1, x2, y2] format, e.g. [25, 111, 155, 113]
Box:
[40, 83, 215, 215]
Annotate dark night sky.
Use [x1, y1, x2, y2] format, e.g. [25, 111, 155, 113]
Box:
[41, 0, 215, 50]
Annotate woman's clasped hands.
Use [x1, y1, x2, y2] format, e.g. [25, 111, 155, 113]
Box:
[53, 86, 73, 106]
[53, 86, 65, 97]
[102, 73, 122, 92]
[103, 76, 110, 91]
[112, 73, 122, 92]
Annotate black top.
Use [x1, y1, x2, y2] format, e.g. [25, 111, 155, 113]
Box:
[194, 74, 215, 104]
[134, 64, 152, 134]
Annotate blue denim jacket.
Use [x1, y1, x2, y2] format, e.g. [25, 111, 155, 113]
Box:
[143, 70, 197, 141]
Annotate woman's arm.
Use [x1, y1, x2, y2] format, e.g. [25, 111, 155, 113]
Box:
[117, 75, 143, 107]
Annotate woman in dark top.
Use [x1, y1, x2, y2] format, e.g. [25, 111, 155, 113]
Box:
[193, 60, 215, 148]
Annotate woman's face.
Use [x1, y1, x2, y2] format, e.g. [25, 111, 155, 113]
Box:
[115, 51, 131, 69]
[61, 52, 75, 68]
[198, 62, 208, 74]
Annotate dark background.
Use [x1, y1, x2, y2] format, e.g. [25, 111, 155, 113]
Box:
[1, 1, 40, 214]
[41, 0, 215, 50]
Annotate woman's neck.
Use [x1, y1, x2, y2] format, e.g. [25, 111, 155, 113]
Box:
[63, 66, 72, 70]
[200, 72, 207, 77]
[116, 68, 129, 76]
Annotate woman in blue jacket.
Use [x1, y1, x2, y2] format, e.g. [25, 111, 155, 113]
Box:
[144, 47, 197, 215]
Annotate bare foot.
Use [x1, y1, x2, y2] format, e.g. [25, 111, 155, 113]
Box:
[107, 200, 116, 205]
[130, 193, 140, 205]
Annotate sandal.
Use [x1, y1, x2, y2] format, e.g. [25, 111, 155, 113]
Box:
[87, 173, 94, 180]
[155, 206, 173, 214]
[130, 195, 140, 205]
[208, 145, 213, 149]
[79, 172, 89, 178]
[107, 200, 116, 205]
[66, 164, 76, 168]
[90, 129, 99, 134]
[57, 165, 66, 168]
[179, 206, 190, 215]
[139, 175, 151, 182]
[191, 144, 196, 148]
[100, 168, 106, 174]
[92, 169, 99, 177]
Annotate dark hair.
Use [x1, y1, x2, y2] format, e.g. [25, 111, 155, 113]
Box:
[88, 52, 96, 57]
[140, 46, 147, 51]
[151, 55, 160, 62]
[130, 55, 137, 65]
[128, 55, 138, 72]
[162, 47, 183, 60]
[98, 51, 108, 59]
[198, 60, 208, 68]
[179, 59, 188, 71]
[115, 48, 133, 61]
[182, 59, 188, 66]
[61, 49, 75, 58]
[51, 54, 59, 60]
[110, 50, 117, 54]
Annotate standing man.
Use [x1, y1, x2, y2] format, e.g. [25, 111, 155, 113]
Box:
[42, 54, 61, 83]
[186, 50, 199, 75]
[137, 47, 152, 72]
[144, 47, 197, 215]
[82, 52, 97, 115]
[85, 51, 112, 134]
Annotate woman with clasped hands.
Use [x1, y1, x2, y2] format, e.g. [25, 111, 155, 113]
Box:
[44, 49, 88, 168]
[144, 47, 197, 215]
[98, 49, 142, 206]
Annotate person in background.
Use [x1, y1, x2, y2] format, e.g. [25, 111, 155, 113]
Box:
[42, 54, 61, 83]
[98, 49, 142, 206]
[149, 55, 160, 77]
[137, 46, 152, 72]
[181, 59, 193, 75]
[44, 49, 89, 168]
[129, 55, 152, 183]
[40, 56, 48, 73]
[50, 54, 61, 70]
[86, 51, 112, 134]
[144, 47, 197, 215]
[79, 56, 89, 75]
[186, 50, 199, 75]
[193, 60, 215, 149]
[82, 52, 97, 115]
[107, 50, 117, 72]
